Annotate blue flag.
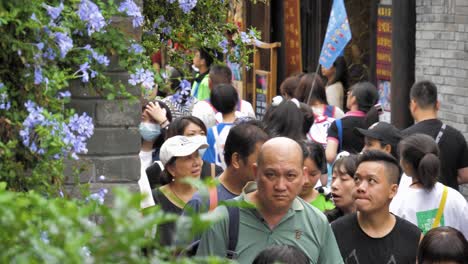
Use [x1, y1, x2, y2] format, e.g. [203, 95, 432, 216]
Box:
[319, 0, 352, 69]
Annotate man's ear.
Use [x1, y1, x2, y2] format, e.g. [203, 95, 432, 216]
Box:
[252, 162, 258, 178]
[409, 99, 417, 113]
[389, 183, 398, 199]
[231, 152, 241, 169]
[383, 144, 392, 154]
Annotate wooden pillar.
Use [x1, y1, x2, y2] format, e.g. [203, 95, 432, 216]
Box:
[391, 0, 416, 129]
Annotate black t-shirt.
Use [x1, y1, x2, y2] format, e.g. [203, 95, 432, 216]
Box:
[152, 188, 183, 246]
[327, 111, 368, 154]
[331, 213, 421, 264]
[402, 119, 468, 191]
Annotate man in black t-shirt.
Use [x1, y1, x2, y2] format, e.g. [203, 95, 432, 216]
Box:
[332, 151, 421, 264]
[403, 80, 468, 191]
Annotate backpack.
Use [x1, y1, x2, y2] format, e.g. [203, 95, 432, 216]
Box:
[307, 105, 336, 148]
[212, 124, 232, 169]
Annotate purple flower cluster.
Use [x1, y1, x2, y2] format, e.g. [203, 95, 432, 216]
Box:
[77, 0, 107, 36]
[76, 62, 93, 82]
[129, 68, 155, 91]
[58, 91, 71, 99]
[178, 0, 198, 13]
[118, 0, 144, 28]
[153, 15, 165, 29]
[43, 2, 64, 21]
[84, 45, 110, 66]
[130, 43, 144, 54]
[218, 38, 229, 54]
[87, 188, 108, 204]
[0, 83, 11, 110]
[161, 25, 172, 35]
[54, 32, 73, 58]
[34, 66, 44, 85]
[172, 79, 193, 105]
[20, 101, 94, 159]
[240, 31, 250, 44]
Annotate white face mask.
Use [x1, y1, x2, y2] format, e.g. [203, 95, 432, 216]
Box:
[138, 122, 161, 142]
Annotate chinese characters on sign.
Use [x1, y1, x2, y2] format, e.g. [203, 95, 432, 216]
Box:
[376, 5, 392, 81]
[283, 0, 302, 76]
[377, 5, 392, 119]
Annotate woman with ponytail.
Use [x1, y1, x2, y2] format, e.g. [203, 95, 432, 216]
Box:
[390, 133, 468, 238]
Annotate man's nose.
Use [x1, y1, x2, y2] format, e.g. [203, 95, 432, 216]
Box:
[356, 180, 367, 193]
[274, 176, 287, 191]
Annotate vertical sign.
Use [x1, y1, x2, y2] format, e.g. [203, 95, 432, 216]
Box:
[284, 0, 302, 76]
[254, 71, 269, 120]
[376, 5, 392, 122]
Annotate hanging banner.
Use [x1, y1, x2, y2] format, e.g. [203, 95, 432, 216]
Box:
[284, 0, 302, 76]
[376, 5, 392, 122]
[319, 0, 352, 69]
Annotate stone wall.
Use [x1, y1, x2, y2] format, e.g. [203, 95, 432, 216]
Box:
[415, 0, 468, 198]
[65, 9, 143, 203]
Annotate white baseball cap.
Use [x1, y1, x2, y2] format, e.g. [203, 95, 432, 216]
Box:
[159, 135, 208, 166]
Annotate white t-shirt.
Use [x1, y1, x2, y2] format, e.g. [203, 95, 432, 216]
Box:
[192, 99, 255, 128]
[390, 181, 468, 239]
[138, 150, 156, 209]
[325, 82, 344, 109]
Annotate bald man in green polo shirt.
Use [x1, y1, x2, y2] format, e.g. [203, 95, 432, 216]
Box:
[196, 137, 343, 263]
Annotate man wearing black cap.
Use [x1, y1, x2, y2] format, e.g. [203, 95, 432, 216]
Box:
[355, 121, 402, 159]
[355, 122, 412, 188]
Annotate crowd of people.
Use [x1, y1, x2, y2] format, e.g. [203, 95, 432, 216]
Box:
[137, 50, 468, 263]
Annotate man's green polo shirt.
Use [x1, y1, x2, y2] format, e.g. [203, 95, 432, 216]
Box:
[196, 182, 344, 264]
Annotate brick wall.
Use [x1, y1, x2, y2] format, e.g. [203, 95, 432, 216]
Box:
[415, 0, 468, 198]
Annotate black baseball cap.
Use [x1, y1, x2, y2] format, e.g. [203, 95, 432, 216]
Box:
[354, 122, 402, 146]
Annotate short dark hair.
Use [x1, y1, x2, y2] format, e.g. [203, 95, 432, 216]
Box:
[209, 64, 232, 88]
[333, 153, 359, 177]
[197, 48, 215, 68]
[253, 245, 309, 264]
[165, 116, 207, 139]
[224, 122, 269, 166]
[210, 84, 238, 114]
[417, 226, 468, 264]
[350, 82, 379, 113]
[294, 73, 327, 104]
[356, 150, 402, 184]
[280, 75, 301, 98]
[410, 80, 438, 110]
[398, 133, 440, 190]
